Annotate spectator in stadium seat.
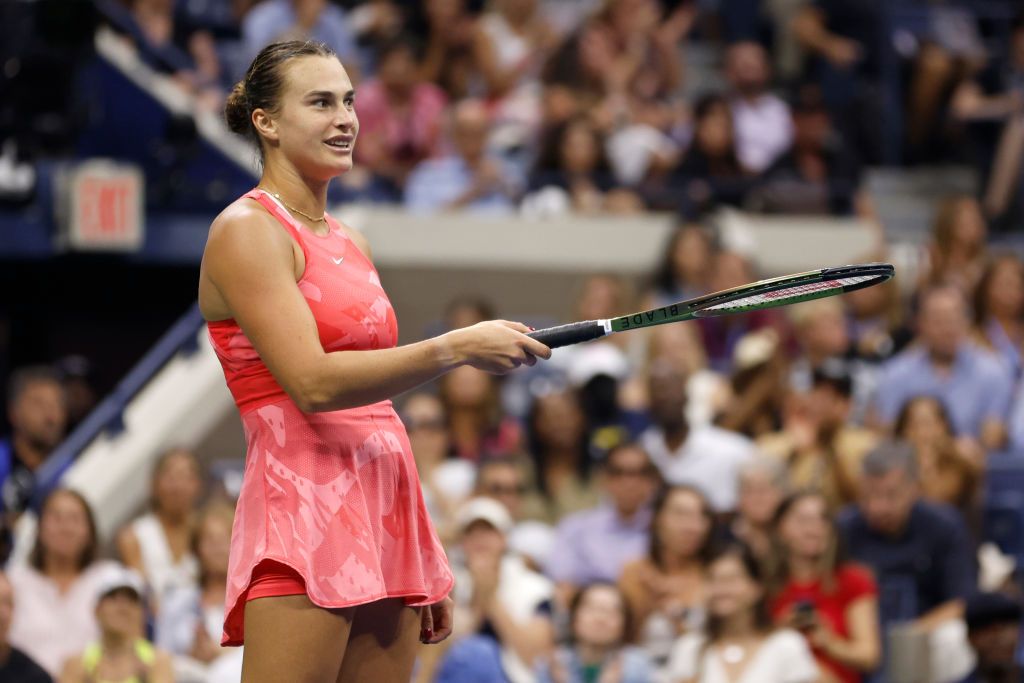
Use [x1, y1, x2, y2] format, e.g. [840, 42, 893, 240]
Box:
[124, 0, 224, 107]
[871, 285, 1013, 452]
[403, 99, 522, 214]
[787, 298, 852, 392]
[0, 365, 67, 519]
[435, 497, 555, 683]
[792, 0, 885, 164]
[724, 41, 793, 174]
[845, 277, 912, 365]
[546, 442, 659, 604]
[155, 502, 238, 679]
[715, 328, 788, 440]
[524, 115, 642, 215]
[400, 392, 475, 543]
[618, 484, 716, 665]
[838, 443, 976, 636]
[759, 363, 877, 509]
[630, 321, 729, 431]
[646, 223, 715, 307]
[728, 458, 789, 561]
[473, 455, 554, 571]
[663, 95, 754, 217]
[523, 386, 600, 523]
[352, 36, 448, 202]
[895, 396, 981, 528]
[472, 0, 557, 154]
[536, 582, 654, 683]
[0, 571, 51, 683]
[640, 360, 755, 512]
[419, 0, 481, 101]
[59, 565, 174, 683]
[919, 195, 990, 294]
[951, 16, 1024, 222]
[964, 591, 1023, 683]
[7, 489, 116, 677]
[116, 447, 203, 613]
[697, 250, 788, 373]
[972, 254, 1024, 381]
[769, 491, 881, 683]
[664, 543, 819, 683]
[242, 0, 360, 75]
[439, 364, 522, 462]
[754, 86, 863, 216]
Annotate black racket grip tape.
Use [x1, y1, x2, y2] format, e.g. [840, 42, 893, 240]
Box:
[528, 321, 606, 349]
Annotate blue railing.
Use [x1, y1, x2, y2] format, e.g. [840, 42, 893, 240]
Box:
[31, 302, 207, 509]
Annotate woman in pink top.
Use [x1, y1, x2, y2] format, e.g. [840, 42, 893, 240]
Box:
[200, 40, 551, 682]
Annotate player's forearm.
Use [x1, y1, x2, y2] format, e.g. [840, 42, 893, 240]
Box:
[298, 335, 462, 412]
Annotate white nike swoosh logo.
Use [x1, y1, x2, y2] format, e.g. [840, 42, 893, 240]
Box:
[332, 256, 344, 265]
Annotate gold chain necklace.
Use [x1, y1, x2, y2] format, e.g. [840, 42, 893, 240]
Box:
[260, 188, 326, 224]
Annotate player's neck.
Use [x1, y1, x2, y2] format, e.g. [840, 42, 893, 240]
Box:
[259, 165, 329, 216]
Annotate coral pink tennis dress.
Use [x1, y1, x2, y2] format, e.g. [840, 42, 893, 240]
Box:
[207, 189, 453, 646]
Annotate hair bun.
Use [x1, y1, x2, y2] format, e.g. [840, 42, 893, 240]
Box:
[224, 81, 252, 137]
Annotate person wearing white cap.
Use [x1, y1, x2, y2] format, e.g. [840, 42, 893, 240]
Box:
[58, 565, 173, 683]
[433, 497, 555, 683]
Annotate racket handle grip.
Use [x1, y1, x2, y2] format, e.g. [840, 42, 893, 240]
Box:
[528, 321, 606, 349]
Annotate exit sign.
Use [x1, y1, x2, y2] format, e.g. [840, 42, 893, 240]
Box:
[65, 161, 144, 252]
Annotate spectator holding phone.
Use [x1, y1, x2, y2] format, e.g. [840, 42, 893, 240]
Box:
[769, 491, 881, 683]
[664, 543, 818, 683]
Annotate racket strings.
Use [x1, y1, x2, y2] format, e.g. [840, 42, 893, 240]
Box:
[700, 274, 878, 312]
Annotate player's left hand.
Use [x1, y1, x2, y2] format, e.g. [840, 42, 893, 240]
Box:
[420, 594, 454, 644]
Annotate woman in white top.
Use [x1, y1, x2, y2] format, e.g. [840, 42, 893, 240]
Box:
[665, 543, 818, 683]
[116, 447, 202, 610]
[7, 488, 118, 677]
[155, 501, 236, 679]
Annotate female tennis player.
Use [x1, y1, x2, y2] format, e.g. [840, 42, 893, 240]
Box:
[198, 40, 551, 682]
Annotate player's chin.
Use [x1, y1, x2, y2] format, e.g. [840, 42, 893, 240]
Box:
[310, 154, 354, 179]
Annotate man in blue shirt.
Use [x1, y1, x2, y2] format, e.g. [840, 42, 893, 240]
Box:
[871, 286, 1012, 452]
[404, 99, 521, 214]
[838, 441, 975, 632]
[242, 0, 361, 71]
[545, 442, 660, 601]
[0, 366, 67, 519]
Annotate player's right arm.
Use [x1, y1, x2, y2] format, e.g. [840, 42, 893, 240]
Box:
[201, 204, 550, 413]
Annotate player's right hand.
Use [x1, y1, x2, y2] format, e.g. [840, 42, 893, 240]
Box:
[444, 320, 552, 374]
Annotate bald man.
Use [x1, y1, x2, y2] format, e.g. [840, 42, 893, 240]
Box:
[403, 99, 521, 214]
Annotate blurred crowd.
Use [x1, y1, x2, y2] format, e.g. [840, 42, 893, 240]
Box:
[3, 199, 1024, 682]
[105, 0, 1024, 223]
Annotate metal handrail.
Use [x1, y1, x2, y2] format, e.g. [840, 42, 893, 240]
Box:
[31, 301, 207, 509]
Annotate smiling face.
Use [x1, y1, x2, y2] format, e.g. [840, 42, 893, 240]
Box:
[573, 584, 628, 647]
[254, 55, 359, 180]
[778, 494, 831, 560]
[707, 552, 763, 621]
[655, 488, 711, 561]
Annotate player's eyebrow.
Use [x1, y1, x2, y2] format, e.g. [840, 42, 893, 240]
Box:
[305, 89, 356, 100]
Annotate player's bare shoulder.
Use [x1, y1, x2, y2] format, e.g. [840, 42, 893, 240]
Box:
[203, 197, 297, 270]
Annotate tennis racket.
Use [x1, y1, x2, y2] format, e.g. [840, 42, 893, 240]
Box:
[527, 263, 894, 349]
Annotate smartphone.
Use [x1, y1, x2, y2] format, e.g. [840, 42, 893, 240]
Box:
[793, 600, 816, 630]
